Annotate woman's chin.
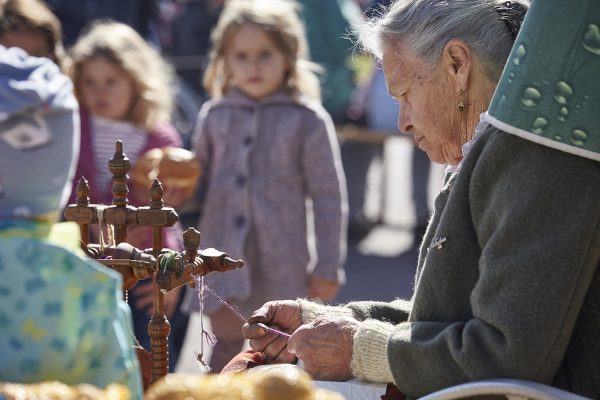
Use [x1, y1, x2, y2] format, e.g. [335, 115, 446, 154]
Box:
[422, 149, 443, 164]
[422, 146, 462, 166]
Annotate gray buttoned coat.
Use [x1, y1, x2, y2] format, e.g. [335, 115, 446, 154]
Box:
[184, 89, 347, 315]
[347, 127, 600, 399]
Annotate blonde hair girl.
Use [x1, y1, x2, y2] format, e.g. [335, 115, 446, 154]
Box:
[203, 0, 321, 101]
[182, 0, 347, 372]
[68, 20, 174, 130]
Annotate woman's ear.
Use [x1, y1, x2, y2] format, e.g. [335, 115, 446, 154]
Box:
[442, 39, 472, 92]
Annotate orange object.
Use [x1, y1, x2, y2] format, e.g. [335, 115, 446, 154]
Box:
[131, 147, 201, 204]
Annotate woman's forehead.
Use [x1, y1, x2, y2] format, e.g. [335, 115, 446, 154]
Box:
[382, 46, 428, 90]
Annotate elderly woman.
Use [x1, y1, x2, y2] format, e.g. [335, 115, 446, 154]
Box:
[242, 0, 600, 399]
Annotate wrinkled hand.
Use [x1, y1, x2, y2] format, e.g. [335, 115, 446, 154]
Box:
[132, 282, 182, 318]
[308, 276, 340, 302]
[242, 300, 302, 364]
[288, 316, 359, 381]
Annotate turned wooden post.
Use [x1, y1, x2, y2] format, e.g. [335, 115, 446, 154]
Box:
[107, 140, 131, 245]
[147, 180, 171, 382]
[148, 272, 170, 382]
[150, 180, 165, 254]
[75, 178, 91, 248]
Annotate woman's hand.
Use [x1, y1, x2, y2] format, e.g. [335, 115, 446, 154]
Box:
[242, 300, 303, 364]
[288, 316, 359, 381]
[308, 276, 340, 302]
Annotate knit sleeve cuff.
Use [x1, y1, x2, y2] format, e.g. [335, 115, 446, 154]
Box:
[297, 299, 353, 323]
[350, 319, 395, 383]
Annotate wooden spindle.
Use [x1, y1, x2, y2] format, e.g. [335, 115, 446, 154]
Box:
[75, 177, 91, 249]
[108, 140, 130, 244]
[148, 274, 170, 381]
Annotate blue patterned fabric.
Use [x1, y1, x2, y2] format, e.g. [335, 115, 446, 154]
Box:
[0, 220, 143, 399]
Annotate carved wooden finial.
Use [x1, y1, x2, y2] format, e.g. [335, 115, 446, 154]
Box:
[76, 177, 90, 207]
[183, 228, 201, 259]
[109, 140, 131, 207]
[150, 179, 164, 209]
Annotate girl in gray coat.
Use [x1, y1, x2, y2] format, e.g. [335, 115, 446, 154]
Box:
[183, 0, 348, 372]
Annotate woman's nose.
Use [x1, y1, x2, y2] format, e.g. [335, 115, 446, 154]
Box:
[398, 106, 413, 134]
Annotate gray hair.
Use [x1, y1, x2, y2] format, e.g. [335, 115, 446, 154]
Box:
[357, 0, 529, 82]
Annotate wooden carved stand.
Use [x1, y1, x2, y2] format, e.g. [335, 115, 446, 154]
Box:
[64, 141, 243, 388]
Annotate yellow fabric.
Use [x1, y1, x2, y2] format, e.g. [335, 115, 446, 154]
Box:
[47, 221, 86, 257]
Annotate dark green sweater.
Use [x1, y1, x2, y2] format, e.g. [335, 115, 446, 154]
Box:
[347, 126, 600, 399]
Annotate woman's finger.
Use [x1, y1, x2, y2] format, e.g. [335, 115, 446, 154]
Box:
[242, 322, 268, 339]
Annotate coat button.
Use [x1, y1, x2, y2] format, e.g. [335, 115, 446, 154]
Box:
[236, 175, 246, 186]
[234, 215, 245, 227]
[243, 136, 252, 146]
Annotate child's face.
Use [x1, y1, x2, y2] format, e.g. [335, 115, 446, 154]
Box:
[225, 24, 289, 100]
[78, 57, 135, 121]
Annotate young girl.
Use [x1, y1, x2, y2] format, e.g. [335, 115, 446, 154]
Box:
[0, 0, 65, 68]
[67, 20, 186, 372]
[183, 0, 348, 371]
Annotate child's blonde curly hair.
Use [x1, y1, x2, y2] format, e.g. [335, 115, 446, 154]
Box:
[204, 0, 321, 101]
[68, 20, 174, 130]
